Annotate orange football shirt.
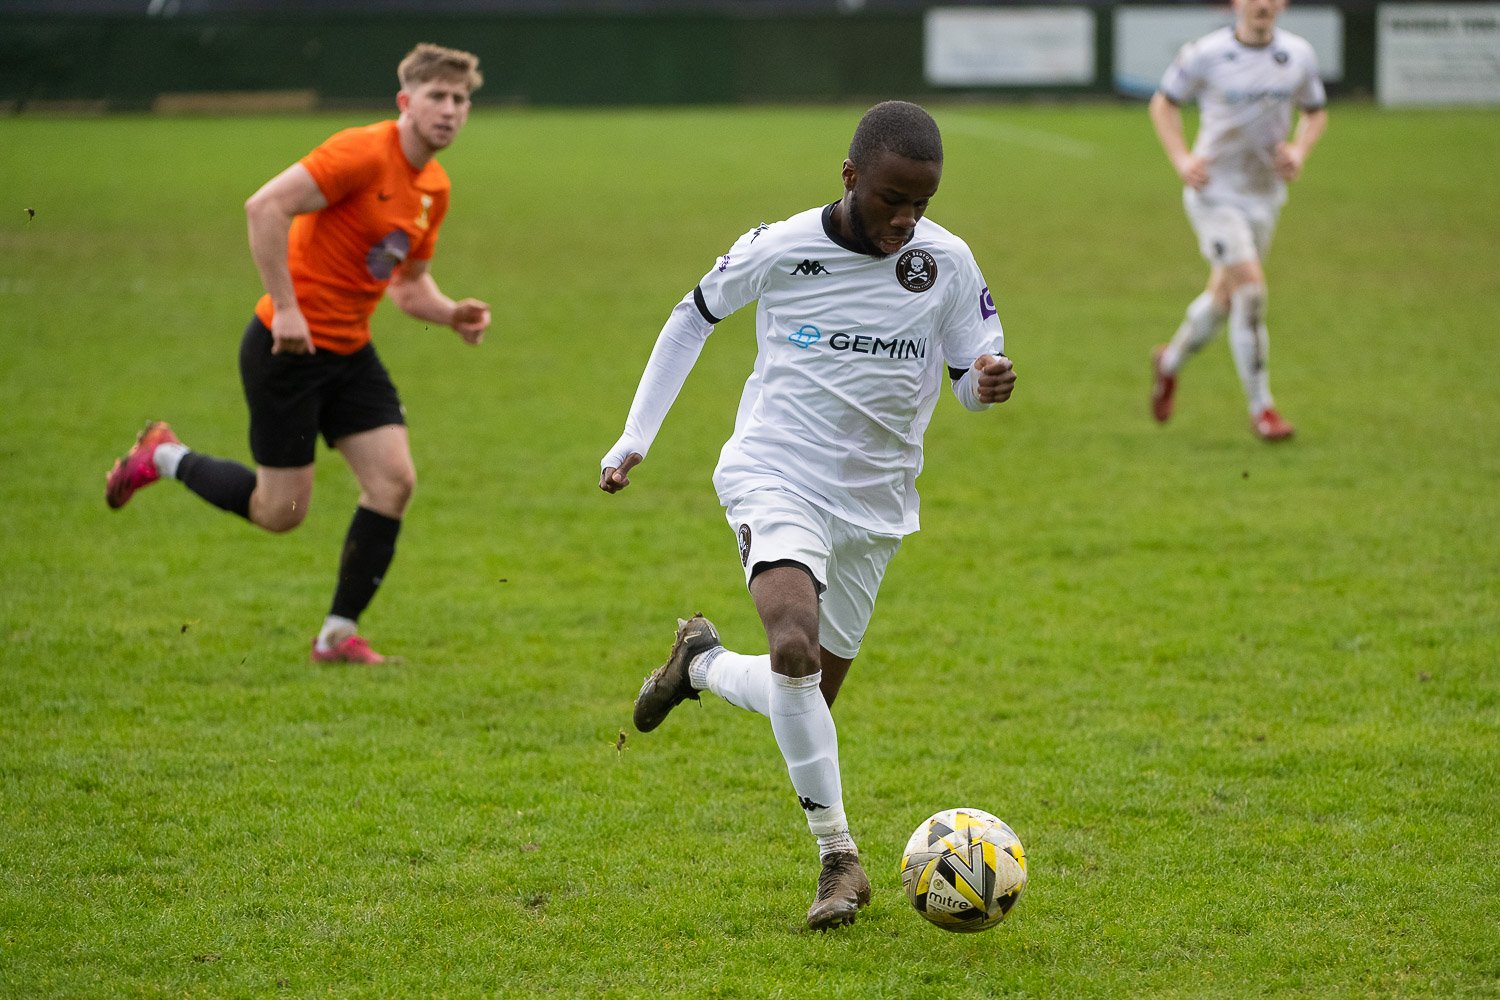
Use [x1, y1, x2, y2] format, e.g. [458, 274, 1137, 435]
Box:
[254, 120, 451, 354]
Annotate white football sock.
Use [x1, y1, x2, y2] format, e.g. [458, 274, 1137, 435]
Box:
[317, 615, 358, 650]
[694, 648, 773, 717]
[817, 830, 858, 859]
[769, 671, 848, 838]
[1229, 283, 1273, 413]
[154, 442, 188, 479]
[1161, 291, 1228, 373]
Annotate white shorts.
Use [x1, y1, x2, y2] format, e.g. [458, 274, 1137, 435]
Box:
[1184, 189, 1280, 267]
[724, 487, 901, 660]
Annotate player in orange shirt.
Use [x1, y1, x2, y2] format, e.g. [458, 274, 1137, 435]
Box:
[105, 43, 491, 664]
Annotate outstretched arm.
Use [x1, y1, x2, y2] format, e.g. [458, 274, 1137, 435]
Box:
[245, 163, 328, 355]
[599, 291, 715, 493]
[388, 258, 491, 345]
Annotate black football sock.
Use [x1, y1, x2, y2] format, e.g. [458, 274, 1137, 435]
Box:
[330, 506, 402, 621]
[176, 452, 256, 520]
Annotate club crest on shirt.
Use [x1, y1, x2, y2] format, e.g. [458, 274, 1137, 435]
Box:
[896, 248, 937, 293]
[738, 523, 752, 566]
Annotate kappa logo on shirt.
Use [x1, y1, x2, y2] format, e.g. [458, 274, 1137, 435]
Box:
[788, 259, 832, 276]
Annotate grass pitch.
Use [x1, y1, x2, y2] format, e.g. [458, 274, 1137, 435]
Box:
[1, 103, 1497, 997]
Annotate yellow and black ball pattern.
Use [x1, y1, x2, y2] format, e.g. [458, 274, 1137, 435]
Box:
[900, 807, 1027, 933]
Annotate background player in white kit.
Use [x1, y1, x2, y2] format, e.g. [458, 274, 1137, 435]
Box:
[599, 101, 1015, 931]
[1148, 0, 1328, 441]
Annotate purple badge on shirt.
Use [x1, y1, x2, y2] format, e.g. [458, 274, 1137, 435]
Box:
[979, 286, 997, 320]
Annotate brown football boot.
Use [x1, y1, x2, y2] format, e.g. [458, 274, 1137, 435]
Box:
[632, 614, 720, 733]
[806, 851, 871, 931]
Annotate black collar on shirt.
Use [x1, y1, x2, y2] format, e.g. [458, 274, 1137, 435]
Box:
[821, 202, 868, 255]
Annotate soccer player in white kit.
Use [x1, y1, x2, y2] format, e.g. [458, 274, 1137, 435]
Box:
[1148, 0, 1328, 441]
[599, 101, 1016, 931]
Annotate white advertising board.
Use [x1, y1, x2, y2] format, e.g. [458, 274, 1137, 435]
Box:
[1378, 4, 1500, 105]
[1113, 6, 1344, 97]
[925, 7, 1096, 86]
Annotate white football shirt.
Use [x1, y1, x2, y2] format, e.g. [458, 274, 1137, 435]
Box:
[1159, 26, 1327, 207]
[696, 203, 1004, 536]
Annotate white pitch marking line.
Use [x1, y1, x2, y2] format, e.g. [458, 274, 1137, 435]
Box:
[941, 113, 1098, 159]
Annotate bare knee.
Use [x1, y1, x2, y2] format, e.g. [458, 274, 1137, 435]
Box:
[362, 465, 416, 518]
[251, 466, 314, 534]
[767, 626, 821, 679]
[1206, 270, 1233, 313]
[252, 499, 308, 534]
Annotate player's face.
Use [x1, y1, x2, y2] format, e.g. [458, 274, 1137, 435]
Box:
[1234, 0, 1287, 35]
[840, 150, 943, 258]
[398, 76, 472, 151]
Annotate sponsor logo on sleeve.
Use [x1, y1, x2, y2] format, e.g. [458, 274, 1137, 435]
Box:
[717, 254, 731, 273]
[896, 248, 937, 293]
[979, 286, 997, 320]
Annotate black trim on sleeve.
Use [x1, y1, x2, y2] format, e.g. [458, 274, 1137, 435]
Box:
[1158, 90, 1183, 107]
[1300, 102, 1327, 113]
[693, 285, 722, 325]
[948, 365, 967, 382]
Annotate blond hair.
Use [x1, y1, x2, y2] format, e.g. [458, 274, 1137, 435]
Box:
[398, 43, 483, 92]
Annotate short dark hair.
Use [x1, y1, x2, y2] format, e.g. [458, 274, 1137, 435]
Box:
[848, 101, 943, 169]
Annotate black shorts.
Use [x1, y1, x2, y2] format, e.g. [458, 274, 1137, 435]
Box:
[238, 316, 405, 468]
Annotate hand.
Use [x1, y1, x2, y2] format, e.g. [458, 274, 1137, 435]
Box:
[451, 298, 491, 345]
[1274, 143, 1305, 182]
[973, 354, 1015, 405]
[599, 453, 643, 494]
[1173, 152, 1210, 190]
[270, 308, 314, 355]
